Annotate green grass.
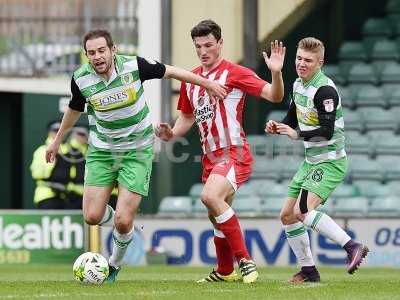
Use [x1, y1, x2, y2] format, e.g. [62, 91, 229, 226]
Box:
[0, 265, 399, 300]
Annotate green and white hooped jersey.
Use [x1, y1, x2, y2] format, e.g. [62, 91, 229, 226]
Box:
[73, 55, 154, 151]
[293, 69, 346, 164]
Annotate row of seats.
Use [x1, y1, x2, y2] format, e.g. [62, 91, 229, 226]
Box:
[158, 180, 400, 217]
[251, 155, 400, 182]
[344, 108, 400, 133]
[326, 62, 400, 86]
[266, 108, 400, 134]
[248, 131, 400, 158]
[338, 84, 400, 109]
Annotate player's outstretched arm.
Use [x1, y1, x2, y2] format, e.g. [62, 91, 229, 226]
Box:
[260, 40, 286, 103]
[155, 113, 195, 142]
[163, 65, 227, 103]
[45, 108, 81, 163]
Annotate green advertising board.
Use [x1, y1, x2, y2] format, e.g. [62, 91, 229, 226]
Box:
[0, 210, 84, 264]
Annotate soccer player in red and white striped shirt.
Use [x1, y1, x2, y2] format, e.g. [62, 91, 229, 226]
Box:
[156, 19, 285, 283]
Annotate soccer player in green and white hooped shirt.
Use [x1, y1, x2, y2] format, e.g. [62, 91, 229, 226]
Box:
[265, 37, 369, 283]
[45, 29, 228, 283]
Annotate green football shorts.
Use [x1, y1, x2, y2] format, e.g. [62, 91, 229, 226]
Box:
[287, 157, 348, 203]
[84, 145, 153, 196]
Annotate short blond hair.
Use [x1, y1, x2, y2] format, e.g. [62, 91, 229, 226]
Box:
[297, 37, 325, 60]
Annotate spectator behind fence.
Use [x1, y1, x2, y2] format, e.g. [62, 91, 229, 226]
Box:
[30, 121, 88, 209]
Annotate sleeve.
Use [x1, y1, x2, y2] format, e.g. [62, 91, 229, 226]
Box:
[177, 81, 194, 114]
[137, 56, 166, 82]
[298, 85, 339, 141]
[281, 98, 298, 129]
[68, 77, 86, 112]
[229, 65, 268, 97]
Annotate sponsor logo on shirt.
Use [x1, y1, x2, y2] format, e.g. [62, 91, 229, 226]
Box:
[99, 91, 129, 106]
[194, 95, 215, 124]
[90, 88, 137, 111]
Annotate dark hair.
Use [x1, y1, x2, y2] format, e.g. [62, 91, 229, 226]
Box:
[83, 29, 114, 52]
[190, 19, 221, 41]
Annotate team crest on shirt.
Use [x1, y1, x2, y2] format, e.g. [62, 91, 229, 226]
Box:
[198, 95, 205, 106]
[323, 99, 334, 112]
[121, 73, 134, 85]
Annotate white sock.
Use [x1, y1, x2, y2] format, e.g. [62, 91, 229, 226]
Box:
[99, 205, 115, 227]
[303, 210, 351, 247]
[284, 222, 315, 267]
[109, 227, 134, 267]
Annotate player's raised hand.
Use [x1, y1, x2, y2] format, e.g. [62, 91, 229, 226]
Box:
[204, 80, 228, 103]
[276, 123, 299, 140]
[263, 40, 286, 73]
[265, 120, 278, 134]
[155, 123, 174, 141]
[45, 141, 61, 163]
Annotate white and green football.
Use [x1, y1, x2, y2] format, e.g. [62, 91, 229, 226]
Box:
[73, 252, 109, 285]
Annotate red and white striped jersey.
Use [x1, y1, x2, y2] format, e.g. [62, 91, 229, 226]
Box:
[178, 59, 268, 154]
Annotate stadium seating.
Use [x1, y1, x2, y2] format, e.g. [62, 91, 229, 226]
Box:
[247, 134, 273, 156]
[362, 18, 392, 53]
[359, 107, 399, 132]
[252, 157, 283, 180]
[354, 85, 387, 108]
[370, 39, 399, 72]
[331, 183, 360, 199]
[386, 0, 400, 24]
[232, 196, 262, 216]
[257, 181, 287, 199]
[347, 63, 379, 85]
[192, 198, 207, 214]
[345, 131, 373, 156]
[386, 86, 400, 107]
[323, 65, 346, 85]
[343, 109, 364, 132]
[338, 85, 355, 109]
[379, 63, 400, 85]
[353, 180, 390, 199]
[368, 196, 400, 217]
[260, 196, 286, 216]
[338, 41, 368, 63]
[189, 183, 203, 199]
[333, 196, 369, 217]
[348, 156, 383, 181]
[158, 196, 192, 215]
[377, 156, 400, 181]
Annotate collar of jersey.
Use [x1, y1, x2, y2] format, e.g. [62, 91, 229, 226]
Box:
[201, 59, 225, 77]
[301, 68, 323, 88]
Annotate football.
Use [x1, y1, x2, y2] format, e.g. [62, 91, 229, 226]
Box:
[72, 252, 109, 285]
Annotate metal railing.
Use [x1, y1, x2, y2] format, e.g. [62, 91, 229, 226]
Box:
[0, 0, 138, 77]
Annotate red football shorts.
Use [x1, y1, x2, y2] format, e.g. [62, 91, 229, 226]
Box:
[201, 145, 253, 191]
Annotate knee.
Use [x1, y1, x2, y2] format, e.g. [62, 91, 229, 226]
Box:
[84, 211, 103, 225]
[200, 191, 218, 209]
[280, 210, 294, 225]
[114, 213, 132, 234]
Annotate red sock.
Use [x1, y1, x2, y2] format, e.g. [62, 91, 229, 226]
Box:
[216, 209, 250, 263]
[214, 235, 234, 275]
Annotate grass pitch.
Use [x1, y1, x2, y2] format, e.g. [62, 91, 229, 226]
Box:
[0, 265, 399, 300]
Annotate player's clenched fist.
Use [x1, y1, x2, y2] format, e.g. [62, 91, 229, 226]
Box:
[265, 120, 278, 134]
[155, 123, 174, 141]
